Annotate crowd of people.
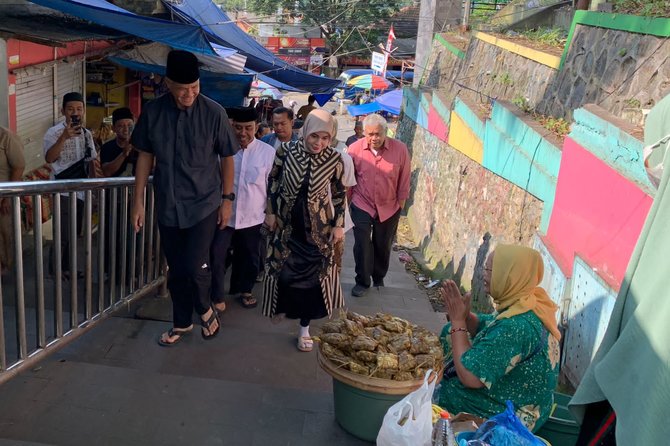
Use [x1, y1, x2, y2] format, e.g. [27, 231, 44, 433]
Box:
[26, 49, 566, 434]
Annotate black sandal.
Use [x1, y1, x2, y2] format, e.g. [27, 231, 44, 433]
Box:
[157, 328, 191, 347]
[239, 293, 258, 309]
[201, 307, 220, 340]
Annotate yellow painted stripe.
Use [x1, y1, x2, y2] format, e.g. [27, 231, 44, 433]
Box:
[473, 32, 561, 69]
[449, 112, 484, 164]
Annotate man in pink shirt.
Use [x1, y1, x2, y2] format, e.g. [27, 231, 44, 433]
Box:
[348, 113, 411, 297]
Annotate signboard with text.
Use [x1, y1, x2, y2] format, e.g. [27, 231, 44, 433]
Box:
[371, 51, 386, 73]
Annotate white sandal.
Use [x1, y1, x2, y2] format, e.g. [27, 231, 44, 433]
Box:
[297, 337, 313, 352]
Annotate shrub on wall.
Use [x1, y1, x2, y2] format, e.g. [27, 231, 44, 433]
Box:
[612, 0, 670, 17]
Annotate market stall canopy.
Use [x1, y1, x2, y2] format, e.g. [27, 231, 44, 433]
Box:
[29, 0, 219, 56]
[346, 89, 403, 117]
[107, 48, 253, 107]
[346, 74, 393, 90]
[107, 42, 246, 75]
[162, 0, 341, 94]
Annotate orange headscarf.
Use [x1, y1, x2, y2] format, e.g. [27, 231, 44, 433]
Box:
[490, 244, 561, 340]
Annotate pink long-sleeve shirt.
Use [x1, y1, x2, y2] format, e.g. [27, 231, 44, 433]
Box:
[348, 136, 411, 222]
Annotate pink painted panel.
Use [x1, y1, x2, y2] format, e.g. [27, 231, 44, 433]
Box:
[544, 137, 653, 290]
[427, 105, 449, 142]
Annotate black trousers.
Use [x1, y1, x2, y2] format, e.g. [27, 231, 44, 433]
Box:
[159, 210, 218, 329]
[351, 204, 401, 288]
[210, 223, 263, 301]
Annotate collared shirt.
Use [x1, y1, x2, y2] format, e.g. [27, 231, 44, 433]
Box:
[43, 121, 97, 200]
[229, 138, 275, 229]
[131, 93, 237, 228]
[43, 122, 97, 176]
[348, 136, 411, 222]
[261, 132, 298, 150]
[0, 126, 26, 182]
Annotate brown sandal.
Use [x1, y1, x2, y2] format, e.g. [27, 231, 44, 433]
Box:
[239, 293, 257, 309]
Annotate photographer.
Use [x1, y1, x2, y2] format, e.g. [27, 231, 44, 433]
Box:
[44, 92, 101, 280]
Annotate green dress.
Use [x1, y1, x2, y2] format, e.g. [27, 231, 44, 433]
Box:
[436, 311, 560, 432]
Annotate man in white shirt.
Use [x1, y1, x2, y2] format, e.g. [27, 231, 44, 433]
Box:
[211, 107, 275, 310]
[43, 92, 100, 280]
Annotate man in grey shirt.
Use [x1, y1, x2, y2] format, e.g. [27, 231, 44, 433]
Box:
[131, 50, 237, 346]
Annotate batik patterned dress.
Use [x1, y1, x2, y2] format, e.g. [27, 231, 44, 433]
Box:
[436, 311, 560, 432]
[262, 140, 346, 318]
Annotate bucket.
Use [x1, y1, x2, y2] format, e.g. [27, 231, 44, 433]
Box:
[332, 378, 406, 442]
[318, 350, 438, 442]
[536, 392, 579, 446]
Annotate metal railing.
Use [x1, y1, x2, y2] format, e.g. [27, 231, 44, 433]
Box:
[0, 177, 166, 382]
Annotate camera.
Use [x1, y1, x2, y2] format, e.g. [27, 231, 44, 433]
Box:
[70, 115, 82, 134]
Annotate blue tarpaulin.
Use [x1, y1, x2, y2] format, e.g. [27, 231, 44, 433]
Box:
[30, 0, 218, 55]
[163, 0, 341, 93]
[108, 57, 253, 107]
[347, 89, 402, 116]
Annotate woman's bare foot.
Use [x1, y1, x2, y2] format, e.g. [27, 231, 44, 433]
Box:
[201, 308, 220, 339]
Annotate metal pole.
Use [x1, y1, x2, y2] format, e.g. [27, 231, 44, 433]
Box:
[109, 188, 118, 305]
[69, 192, 78, 328]
[53, 194, 63, 338]
[138, 187, 147, 288]
[119, 186, 129, 301]
[12, 196, 26, 359]
[463, 0, 472, 29]
[97, 189, 106, 314]
[0, 268, 5, 370]
[146, 185, 155, 282]
[84, 190, 93, 321]
[33, 195, 46, 347]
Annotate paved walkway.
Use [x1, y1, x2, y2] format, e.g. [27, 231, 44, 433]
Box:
[0, 235, 443, 446]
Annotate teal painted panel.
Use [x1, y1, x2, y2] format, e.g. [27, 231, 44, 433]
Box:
[431, 94, 451, 125]
[483, 102, 562, 233]
[403, 87, 421, 124]
[453, 97, 485, 141]
[570, 107, 653, 192]
[402, 87, 429, 129]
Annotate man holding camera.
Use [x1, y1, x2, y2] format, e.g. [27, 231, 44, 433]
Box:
[44, 92, 101, 280]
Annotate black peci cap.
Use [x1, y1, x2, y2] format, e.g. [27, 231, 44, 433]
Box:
[165, 50, 200, 84]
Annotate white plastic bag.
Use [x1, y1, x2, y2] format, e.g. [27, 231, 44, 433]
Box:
[376, 370, 436, 446]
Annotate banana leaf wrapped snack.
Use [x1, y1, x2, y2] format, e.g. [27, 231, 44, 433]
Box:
[315, 310, 444, 381]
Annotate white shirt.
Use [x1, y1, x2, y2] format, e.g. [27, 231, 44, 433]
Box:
[229, 138, 275, 229]
[333, 142, 356, 232]
[43, 121, 97, 200]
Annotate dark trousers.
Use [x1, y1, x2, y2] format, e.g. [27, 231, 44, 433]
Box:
[210, 223, 263, 301]
[60, 195, 84, 273]
[159, 211, 218, 329]
[351, 204, 401, 288]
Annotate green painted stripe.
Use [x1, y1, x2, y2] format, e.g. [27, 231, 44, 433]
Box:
[560, 11, 670, 69]
[435, 33, 466, 59]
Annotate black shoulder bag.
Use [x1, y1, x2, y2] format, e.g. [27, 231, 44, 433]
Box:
[55, 135, 93, 180]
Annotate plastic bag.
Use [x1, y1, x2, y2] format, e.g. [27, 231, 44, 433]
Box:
[469, 401, 544, 446]
[376, 369, 436, 446]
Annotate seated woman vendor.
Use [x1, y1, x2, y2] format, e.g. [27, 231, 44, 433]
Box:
[436, 244, 561, 432]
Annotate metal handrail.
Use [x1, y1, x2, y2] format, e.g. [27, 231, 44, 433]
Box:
[0, 176, 166, 381]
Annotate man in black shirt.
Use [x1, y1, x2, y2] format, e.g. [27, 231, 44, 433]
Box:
[101, 108, 136, 177]
[131, 50, 237, 346]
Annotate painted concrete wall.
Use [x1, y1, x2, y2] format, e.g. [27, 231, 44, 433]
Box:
[398, 115, 544, 310]
[544, 136, 653, 289]
[571, 104, 654, 192]
[562, 256, 617, 385]
[449, 97, 485, 163]
[483, 102, 562, 232]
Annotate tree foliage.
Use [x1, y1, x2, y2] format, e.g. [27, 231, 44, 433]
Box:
[247, 0, 406, 53]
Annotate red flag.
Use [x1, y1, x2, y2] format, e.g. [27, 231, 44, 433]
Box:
[388, 25, 396, 41]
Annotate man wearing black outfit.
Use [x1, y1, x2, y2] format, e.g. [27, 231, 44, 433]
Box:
[100, 108, 136, 279]
[101, 107, 136, 177]
[131, 50, 237, 346]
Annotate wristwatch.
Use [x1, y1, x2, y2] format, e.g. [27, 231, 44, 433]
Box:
[222, 193, 236, 201]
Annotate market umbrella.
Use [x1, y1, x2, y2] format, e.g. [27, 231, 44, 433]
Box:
[346, 74, 392, 90]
